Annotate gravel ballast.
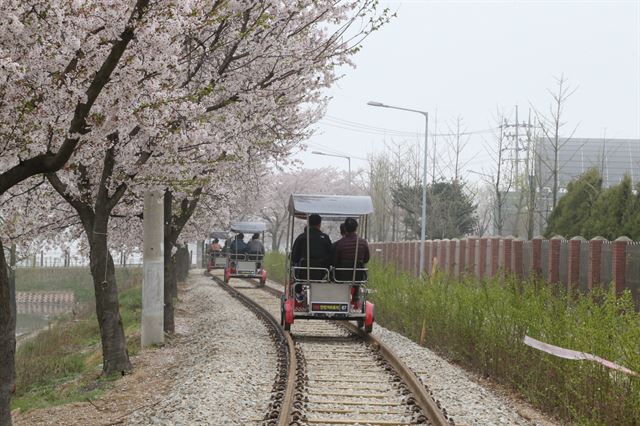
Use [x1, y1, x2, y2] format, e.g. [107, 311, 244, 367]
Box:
[130, 274, 277, 425]
[372, 325, 556, 426]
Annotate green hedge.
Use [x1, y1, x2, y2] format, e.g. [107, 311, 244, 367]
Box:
[368, 261, 640, 425]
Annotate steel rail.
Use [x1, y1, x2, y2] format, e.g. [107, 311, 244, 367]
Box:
[241, 277, 452, 426]
[213, 276, 296, 426]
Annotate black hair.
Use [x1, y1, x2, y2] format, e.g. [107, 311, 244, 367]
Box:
[309, 214, 322, 227]
[252, 233, 260, 240]
[344, 217, 358, 233]
[339, 223, 346, 235]
[213, 238, 219, 243]
[236, 233, 244, 240]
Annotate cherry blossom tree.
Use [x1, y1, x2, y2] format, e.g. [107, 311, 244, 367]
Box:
[37, 0, 389, 391]
[0, 1, 165, 421]
[252, 167, 351, 250]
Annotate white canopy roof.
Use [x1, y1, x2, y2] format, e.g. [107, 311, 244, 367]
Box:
[288, 194, 374, 218]
[210, 231, 229, 239]
[230, 221, 267, 233]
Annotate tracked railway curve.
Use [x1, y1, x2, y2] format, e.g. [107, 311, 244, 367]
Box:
[214, 274, 452, 426]
[215, 277, 296, 426]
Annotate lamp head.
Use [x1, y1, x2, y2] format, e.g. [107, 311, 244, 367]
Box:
[367, 101, 386, 107]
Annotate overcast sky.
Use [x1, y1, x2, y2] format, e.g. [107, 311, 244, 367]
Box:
[295, 0, 640, 180]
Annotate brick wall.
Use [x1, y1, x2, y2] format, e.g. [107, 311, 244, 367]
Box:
[369, 236, 640, 309]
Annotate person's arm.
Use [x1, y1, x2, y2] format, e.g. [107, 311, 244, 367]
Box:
[362, 240, 370, 264]
[291, 235, 301, 264]
[332, 239, 342, 267]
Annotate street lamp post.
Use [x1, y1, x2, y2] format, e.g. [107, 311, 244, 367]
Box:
[367, 101, 429, 275]
[311, 151, 351, 191]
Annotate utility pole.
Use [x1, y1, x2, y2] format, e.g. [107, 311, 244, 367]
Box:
[432, 107, 437, 184]
[9, 244, 16, 336]
[142, 190, 164, 347]
[196, 239, 203, 269]
[514, 105, 519, 180]
[526, 109, 536, 239]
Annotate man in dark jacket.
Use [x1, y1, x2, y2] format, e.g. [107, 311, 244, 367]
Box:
[332, 217, 370, 281]
[229, 233, 248, 257]
[292, 214, 332, 281]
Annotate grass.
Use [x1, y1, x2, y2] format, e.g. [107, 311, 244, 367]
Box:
[263, 251, 640, 425]
[12, 278, 142, 412]
[264, 251, 287, 285]
[16, 266, 142, 303]
[369, 261, 640, 426]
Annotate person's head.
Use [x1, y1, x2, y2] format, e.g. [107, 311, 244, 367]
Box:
[236, 233, 244, 240]
[309, 214, 322, 229]
[344, 217, 358, 234]
[213, 238, 219, 244]
[252, 233, 260, 240]
[339, 223, 346, 236]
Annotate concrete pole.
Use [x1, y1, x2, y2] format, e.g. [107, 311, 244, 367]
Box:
[196, 240, 204, 269]
[142, 190, 164, 347]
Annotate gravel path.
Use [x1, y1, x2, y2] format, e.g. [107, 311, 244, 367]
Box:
[130, 273, 277, 425]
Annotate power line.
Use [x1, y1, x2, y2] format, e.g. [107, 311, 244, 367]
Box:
[322, 115, 497, 137]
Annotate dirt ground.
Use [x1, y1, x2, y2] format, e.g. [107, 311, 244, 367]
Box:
[12, 289, 190, 426]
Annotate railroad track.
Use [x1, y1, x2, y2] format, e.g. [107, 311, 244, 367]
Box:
[212, 273, 452, 426]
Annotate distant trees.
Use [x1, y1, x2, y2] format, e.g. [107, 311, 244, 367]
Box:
[392, 180, 477, 239]
[545, 169, 640, 240]
[533, 74, 579, 212]
[364, 125, 477, 242]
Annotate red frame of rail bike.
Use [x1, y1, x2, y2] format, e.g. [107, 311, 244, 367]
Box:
[280, 194, 375, 333]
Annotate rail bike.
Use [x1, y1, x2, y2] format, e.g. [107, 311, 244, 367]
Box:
[207, 230, 229, 272]
[223, 221, 268, 286]
[280, 194, 375, 333]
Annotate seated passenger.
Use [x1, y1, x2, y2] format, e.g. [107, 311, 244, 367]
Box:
[221, 238, 232, 253]
[332, 217, 370, 281]
[246, 233, 265, 260]
[291, 214, 332, 281]
[332, 223, 346, 251]
[229, 233, 248, 258]
[210, 238, 222, 257]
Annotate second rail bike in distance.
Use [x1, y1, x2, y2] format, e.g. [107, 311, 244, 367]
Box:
[207, 230, 229, 273]
[223, 221, 268, 286]
[280, 194, 375, 333]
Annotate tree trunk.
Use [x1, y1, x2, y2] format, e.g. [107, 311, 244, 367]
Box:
[174, 246, 188, 282]
[0, 240, 16, 425]
[163, 190, 175, 334]
[88, 220, 132, 375]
